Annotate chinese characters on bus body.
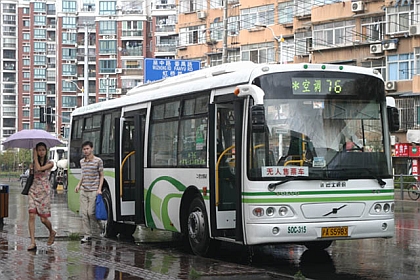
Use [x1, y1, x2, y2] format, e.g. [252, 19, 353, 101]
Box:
[262, 166, 309, 177]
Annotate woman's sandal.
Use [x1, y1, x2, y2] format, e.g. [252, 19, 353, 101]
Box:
[27, 244, 37, 251]
[47, 231, 56, 246]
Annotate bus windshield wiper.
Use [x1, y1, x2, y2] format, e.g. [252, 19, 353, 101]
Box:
[268, 177, 299, 192]
[362, 168, 386, 187]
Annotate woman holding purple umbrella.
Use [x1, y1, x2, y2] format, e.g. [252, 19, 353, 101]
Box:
[27, 142, 56, 251]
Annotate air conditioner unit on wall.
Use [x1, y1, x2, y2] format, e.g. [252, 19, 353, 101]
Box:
[370, 44, 383, 54]
[409, 24, 420, 36]
[197, 11, 206, 20]
[116, 88, 122, 94]
[383, 42, 397, 51]
[385, 81, 397, 91]
[351, 1, 364, 12]
[115, 68, 122, 73]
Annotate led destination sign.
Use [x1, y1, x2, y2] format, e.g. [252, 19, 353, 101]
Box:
[291, 78, 355, 95]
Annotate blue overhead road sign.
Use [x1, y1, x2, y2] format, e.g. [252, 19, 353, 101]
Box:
[144, 58, 201, 83]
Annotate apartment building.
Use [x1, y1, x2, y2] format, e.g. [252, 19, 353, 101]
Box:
[0, 0, 419, 152]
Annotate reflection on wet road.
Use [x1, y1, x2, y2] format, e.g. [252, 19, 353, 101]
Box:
[1, 182, 420, 279]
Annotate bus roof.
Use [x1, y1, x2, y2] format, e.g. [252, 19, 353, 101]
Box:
[71, 62, 383, 117]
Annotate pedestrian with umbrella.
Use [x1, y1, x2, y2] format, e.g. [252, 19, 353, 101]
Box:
[2, 129, 62, 251]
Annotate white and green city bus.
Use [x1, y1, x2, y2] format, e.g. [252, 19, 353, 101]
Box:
[68, 62, 399, 256]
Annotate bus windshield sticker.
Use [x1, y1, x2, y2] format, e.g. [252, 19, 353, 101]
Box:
[312, 157, 326, 168]
[262, 166, 309, 177]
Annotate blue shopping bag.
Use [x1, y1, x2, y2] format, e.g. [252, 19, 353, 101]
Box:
[95, 194, 107, 220]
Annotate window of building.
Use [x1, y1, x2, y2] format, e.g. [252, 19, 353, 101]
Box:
[414, 47, 420, 75]
[210, 0, 222, 8]
[23, 20, 30, 27]
[278, 1, 294, 24]
[210, 22, 223, 41]
[34, 16, 46, 26]
[228, 16, 239, 36]
[62, 48, 77, 60]
[23, 46, 30, 53]
[34, 95, 46, 106]
[313, 20, 355, 49]
[295, 0, 311, 17]
[34, 68, 46, 79]
[179, 25, 206, 45]
[395, 96, 420, 130]
[23, 84, 30, 91]
[387, 53, 414, 81]
[33, 2, 46, 12]
[99, 59, 117, 74]
[34, 82, 46, 92]
[23, 59, 30, 66]
[99, 1, 116, 15]
[122, 60, 142, 69]
[62, 64, 77, 76]
[3, 26, 16, 36]
[3, 15, 16, 25]
[3, 95, 15, 105]
[62, 32, 77, 44]
[3, 119, 15, 128]
[241, 42, 275, 63]
[241, 5, 274, 30]
[387, 4, 415, 34]
[62, 17, 77, 29]
[62, 96, 77, 108]
[99, 21, 117, 34]
[179, 0, 207, 13]
[62, 0, 77, 12]
[122, 21, 143, 36]
[23, 111, 30, 117]
[99, 78, 116, 94]
[23, 33, 30, 40]
[362, 59, 387, 80]
[34, 29, 46, 39]
[361, 16, 385, 43]
[295, 31, 312, 56]
[34, 55, 46, 65]
[99, 40, 117, 54]
[121, 78, 142, 88]
[23, 72, 30, 79]
[34, 42, 46, 52]
[3, 107, 16, 116]
[34, 123, 46, 130]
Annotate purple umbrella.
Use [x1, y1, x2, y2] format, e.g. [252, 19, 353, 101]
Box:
[2, 129, 63, 149]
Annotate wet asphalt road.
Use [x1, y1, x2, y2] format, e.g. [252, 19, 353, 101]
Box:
[1, 180, 420, 279]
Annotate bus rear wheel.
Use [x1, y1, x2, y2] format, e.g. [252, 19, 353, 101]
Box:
[102, 189, 119, 238]
[187, 197, 212, 257]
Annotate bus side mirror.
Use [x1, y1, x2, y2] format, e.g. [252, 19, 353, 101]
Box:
[251, 105, 265, 132]
[387, 106, 399, 132]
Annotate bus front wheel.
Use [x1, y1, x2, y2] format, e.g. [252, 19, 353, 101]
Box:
[187, 197, 211, 257]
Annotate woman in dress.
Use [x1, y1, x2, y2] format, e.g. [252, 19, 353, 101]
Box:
[27, 142, 56, 251]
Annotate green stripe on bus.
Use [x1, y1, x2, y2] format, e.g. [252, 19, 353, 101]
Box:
[145, 176, 186, 228]
[242, 195, 394, 203]
[162, 193, 183, 231]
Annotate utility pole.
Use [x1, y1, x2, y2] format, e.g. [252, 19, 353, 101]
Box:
[83, 25, 89, 106]
[222, 0, 228, 63]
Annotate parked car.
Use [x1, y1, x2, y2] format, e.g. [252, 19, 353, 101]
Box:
[20, 169, 30, 188]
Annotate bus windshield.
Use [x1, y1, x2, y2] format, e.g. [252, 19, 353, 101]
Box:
[249, 71, 392, 181]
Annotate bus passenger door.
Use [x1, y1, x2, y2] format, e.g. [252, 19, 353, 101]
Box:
[114, 114, 145, 224]
[210, 100, 243, 241]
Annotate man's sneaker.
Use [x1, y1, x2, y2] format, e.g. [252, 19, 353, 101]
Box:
[81, 236, 92, 243]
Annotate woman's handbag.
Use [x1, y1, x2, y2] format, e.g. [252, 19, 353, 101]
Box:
[21, 172, 34, 195]
[95, 194, 108, 220]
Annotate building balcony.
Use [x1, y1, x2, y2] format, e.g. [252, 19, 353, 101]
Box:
[155, 44, 177, 53]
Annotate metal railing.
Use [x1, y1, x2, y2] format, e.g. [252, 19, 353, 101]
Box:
[394, 174, 419, 200]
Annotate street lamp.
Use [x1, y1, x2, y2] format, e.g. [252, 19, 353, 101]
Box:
[254, 23, 284, 64]
[65, 79, 87, 106]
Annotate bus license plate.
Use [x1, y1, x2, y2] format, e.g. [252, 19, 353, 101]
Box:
[321, 226, 348, 237]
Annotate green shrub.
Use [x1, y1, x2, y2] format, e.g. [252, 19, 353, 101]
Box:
[394, 175, 418, 189]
